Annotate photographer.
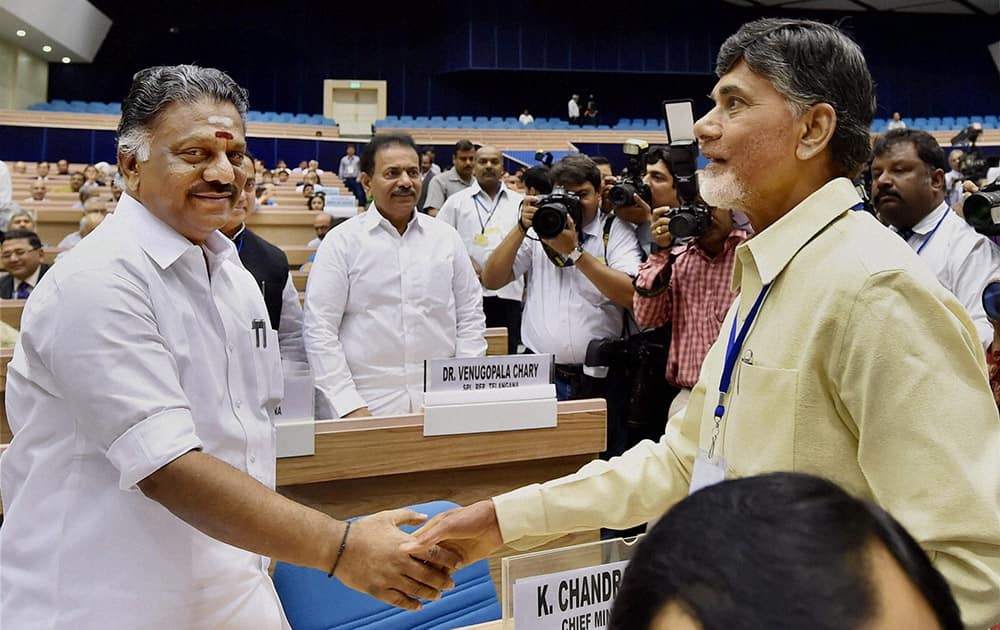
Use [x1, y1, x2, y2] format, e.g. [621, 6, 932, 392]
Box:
[481, 154, 641, 408]
[615, 146, 749, 419]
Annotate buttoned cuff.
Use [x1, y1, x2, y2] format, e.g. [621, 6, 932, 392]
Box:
[331, 389, 368, 418]
[106, 408, 203, 491]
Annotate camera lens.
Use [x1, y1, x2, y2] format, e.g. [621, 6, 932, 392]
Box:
[983, 281, 1000, 322]
[964, 190, 1000, 232]
[609, 183, 636, 208]
[532, 204, 568, 239]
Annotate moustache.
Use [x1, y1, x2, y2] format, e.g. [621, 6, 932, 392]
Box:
[189, 184, 239, 196]
[391, 188, 415, 197]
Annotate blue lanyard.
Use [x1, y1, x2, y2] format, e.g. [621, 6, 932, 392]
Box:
[914, 208, 949, 255]
[473, 191, 503, 233]
[709, 282, 771, 458]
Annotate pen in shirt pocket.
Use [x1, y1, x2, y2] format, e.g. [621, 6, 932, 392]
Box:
[252, 319, 267, 348]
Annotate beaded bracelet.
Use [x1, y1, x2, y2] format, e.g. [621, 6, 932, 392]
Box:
[327, 521, 351, 578]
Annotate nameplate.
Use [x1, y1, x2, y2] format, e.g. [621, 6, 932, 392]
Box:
[425, 354, 553, 393]
[513, 560, 628, 630]
[270, 368, 315, 457]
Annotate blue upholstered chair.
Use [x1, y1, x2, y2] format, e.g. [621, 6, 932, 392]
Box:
[273, 500, 501, 630]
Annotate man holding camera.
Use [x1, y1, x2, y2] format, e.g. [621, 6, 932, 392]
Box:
[872, 128, 1000, 348]
[622, 149, 748, 419]
[481, 154, 641, 406]
[407, 19, 1000, 625]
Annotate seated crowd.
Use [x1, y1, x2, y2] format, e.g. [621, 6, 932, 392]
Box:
[1, 42, 999, 626]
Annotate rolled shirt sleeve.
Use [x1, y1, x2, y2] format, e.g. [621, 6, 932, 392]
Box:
[277, 272, 308, 367]
[25, 270, 202, 490]
[449, 229, 487, 357]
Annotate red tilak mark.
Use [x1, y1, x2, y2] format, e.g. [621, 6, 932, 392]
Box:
[215, 131, 234, 139]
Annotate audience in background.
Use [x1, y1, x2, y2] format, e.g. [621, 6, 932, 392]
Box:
[5, 208, 36, 233]
[0, 229, 49, 299]
[307, 192, 326, 211]
[35, 161, 50, 180]
[437, 145, 525, 354]
[422, 139, 476, 216]
[945, 148, 965, 209]
[24, 180, 48, 203]
[339, 144, 366, 207]
[887, 110, 907, 130]
[55, 159, 70, 175]
[567, 93, 580, 125]
[12, 161, 26, 174]
[56, 206, 108, 256]
[518, 109, 534, 125]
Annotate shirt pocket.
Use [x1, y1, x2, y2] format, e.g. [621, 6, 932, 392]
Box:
[723, 362, 799, 474]
[251, 326, 284, 410]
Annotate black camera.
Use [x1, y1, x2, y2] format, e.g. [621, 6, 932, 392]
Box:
[983, 280, 1000, 323]
[663, 100, 712, 241]
[609, 139, 652, 209]
[532, 187, 583, 239]
[952, 123, 990, 183]
[963, 178, 1000, 236]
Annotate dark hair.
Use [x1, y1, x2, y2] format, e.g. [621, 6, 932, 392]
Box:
[590, 156, 611, 167]
[609, 473, 961, 630]
[522, 166, 553, 194]
[550, 154, 602, 192]
[307, 192, 326, 208]
[360, 133, 419, 176]
[643, 146, 672, 172]
[454, 139, 475, 154]
[715, 18, 875, 177]
[2, 229, 43, 250]
[872, 129, 948, 173]
[118, 65, 249, 161]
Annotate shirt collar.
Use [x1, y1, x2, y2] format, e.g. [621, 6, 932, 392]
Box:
[362, 201, 421, 234]
[229, 223, 247, 242]
[910, 201, 949, 235]
[470, 180, 507, 202]
[734, 178, 860, 290]
[114, 192, 237, 270]
[447, 167, 471, 185]
[21, 265, 42, 289]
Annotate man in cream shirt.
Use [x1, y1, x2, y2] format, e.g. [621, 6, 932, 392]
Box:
[304, 133, 486, 418]
[405, 19, 1000, 627]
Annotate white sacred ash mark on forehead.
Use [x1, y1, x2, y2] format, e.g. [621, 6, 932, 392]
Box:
[207, 115, 234, 127]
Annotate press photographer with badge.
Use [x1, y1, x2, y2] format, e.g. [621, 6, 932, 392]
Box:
[407, 18, 1000, 626]
[480, 154, 642, 411]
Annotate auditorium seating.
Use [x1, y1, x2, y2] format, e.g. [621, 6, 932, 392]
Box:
[29, 101, 337, 127]
[272, 500, 501, 630]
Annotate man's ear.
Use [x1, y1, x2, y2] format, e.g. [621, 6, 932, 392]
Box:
[929, 167, 946, 193]
[118, 151, 141, 193]
[359, 172, 371, 194]
[795, 103, 837, 162]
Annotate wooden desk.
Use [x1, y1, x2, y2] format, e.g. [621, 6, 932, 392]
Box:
[277, 399, 606, 591]
[484, 327, 508, 356]
[1, 299, 24, 330]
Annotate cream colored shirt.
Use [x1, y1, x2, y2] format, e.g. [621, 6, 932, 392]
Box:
[493, 178, 1000, 627]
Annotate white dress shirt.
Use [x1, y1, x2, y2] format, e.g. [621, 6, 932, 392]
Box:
[0, 193, 288, 629]
[514, 213, 642, 364]
[895, 201, 1000, 347]
[568, 99, 580, 119]
[437, 181, 525, 302]
[0, 159, 11, 205]
[304, 204, 486, 418]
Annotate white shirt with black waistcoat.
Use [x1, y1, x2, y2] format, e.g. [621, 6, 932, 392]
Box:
[515, 213, 642, 364]
[436, 180, 525, 302]
[303, 204, 486, 417]
[0, 193, 289, 629]
[894, 200, 1000, 347]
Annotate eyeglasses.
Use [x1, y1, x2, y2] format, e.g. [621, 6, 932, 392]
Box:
[1, 247, 40, 261]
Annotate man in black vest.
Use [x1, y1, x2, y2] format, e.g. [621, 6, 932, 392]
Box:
[220, 154, 307, 364]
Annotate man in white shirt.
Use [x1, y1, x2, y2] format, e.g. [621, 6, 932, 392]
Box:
[518, 110, 534, 125]
[0, 65, 458, 630]
[568, 94, 581, 125]
[23, 179, 48, 204]
[872, 128, 1000, 347]
[887, 111, 906, 130]
[338, 144, 365, 207]
[304, 133, 486, 419]
[437, 145, 524, 353]
[481, 154, 642, 401]
[944, 148, 965, 210]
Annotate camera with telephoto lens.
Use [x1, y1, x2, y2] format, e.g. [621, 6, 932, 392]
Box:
[608, 139, 653, 209]
[531, 187, 583, 239]
[963, 178, 1000, 236]
[952, 123, 990, 183]
[661, 99, 712, 241]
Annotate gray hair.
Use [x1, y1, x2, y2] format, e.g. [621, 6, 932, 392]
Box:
[716, 19, 876, 177]
[117, 64, 249, 162]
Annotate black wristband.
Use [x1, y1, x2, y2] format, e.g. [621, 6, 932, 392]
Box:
[328, 520, 351, 578]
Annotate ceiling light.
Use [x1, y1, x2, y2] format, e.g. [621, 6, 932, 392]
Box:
[15, 29, 26, 37]
[61, 57, 70, 64]
[42, 45, 52, 53]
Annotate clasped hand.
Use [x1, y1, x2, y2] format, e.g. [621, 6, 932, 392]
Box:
[521, 195, 579, 256]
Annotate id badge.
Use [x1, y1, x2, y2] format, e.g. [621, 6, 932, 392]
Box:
[473, 233, 489, 247]
[689, 448, 728, 495]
